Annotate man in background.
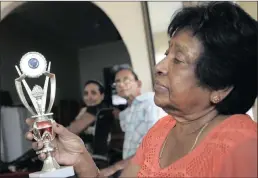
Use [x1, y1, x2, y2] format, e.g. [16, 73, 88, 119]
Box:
[100, 66, 166, 177]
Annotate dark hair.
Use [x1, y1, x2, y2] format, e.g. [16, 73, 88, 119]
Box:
[168, 2, 257, 115]
[84, 80, 105, 94]
[113, 64, 139, 81]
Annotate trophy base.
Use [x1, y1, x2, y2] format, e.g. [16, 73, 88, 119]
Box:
[29, 166, 75, 178]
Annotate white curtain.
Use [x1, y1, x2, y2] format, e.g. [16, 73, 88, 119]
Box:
[0, 107, 31, 162]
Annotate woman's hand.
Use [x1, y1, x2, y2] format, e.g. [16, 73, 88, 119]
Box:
[25, 118, 99, 177]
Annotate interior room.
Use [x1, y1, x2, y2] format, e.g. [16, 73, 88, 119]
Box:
[0, 1, 257, 178]
[0, 1, 132, 175]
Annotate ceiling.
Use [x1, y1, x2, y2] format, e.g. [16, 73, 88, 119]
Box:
[0, 2, 122, 49]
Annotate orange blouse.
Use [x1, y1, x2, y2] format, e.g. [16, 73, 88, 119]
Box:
[132, 114, 257, 177]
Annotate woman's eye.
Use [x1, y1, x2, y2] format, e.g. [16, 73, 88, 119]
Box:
[173, 58, 182, 64]
[164, 50, 169, 56]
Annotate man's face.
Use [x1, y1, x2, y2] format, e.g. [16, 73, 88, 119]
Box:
[114, 69, 140, 99]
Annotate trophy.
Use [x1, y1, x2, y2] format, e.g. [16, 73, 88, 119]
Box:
[14, 52, 74, 178]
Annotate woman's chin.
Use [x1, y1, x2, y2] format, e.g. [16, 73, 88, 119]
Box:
[154, 94, 167, 108]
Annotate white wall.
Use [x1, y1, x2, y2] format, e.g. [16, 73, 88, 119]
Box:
[93, 2, 154, 92]
[78, 41, 131, 91]
[148, 2, 182, 34]
[152, 31, 169, 64]
[237, 1, 257, 122]
[147, 2, 183, 64]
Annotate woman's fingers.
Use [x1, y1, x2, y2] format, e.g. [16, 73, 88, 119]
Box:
[25, 118, 55, 162]
[26, 118, 34, 127]
[38, 153, 46, 161]
[52, 122, 75, 138]
[32, 141, 43, 150]
[25, 131, 34, 140]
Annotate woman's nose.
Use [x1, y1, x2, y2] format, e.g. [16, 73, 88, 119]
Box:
[155, 57, 168, 76]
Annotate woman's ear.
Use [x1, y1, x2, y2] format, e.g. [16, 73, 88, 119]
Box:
[137, 80, 142, 88]
[210, 86, 234, 104]
[100, 93, 105, 101]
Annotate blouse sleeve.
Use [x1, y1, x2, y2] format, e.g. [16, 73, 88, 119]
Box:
[219, 138, 257, 177]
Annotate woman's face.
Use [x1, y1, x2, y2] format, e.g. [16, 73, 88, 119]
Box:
[154, 29, 214, 118]
[83, 83, 104, 106]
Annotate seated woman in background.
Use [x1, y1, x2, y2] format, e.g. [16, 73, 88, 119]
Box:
[27, 2, 257, 178]
[67, 80, 108, 144]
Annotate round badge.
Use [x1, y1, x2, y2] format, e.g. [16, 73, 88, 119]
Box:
[20, 52, 47, 78]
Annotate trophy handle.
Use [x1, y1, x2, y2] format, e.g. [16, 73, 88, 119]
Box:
[15, 76, 37, 116]
[43, 72, 56, 113]
[41, 62, 51, 113]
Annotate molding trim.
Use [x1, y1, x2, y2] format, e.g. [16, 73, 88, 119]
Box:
[141, 2, 155, 89]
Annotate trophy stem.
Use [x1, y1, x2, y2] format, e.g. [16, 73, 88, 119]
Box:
[41, 152, 60, 172]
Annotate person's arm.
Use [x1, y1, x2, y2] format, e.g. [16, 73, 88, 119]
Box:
[68, 112, 96, 135]
[218, 138, 257, 177]
[75, 107, 87, 120]
[99, 156, 133, 177]
[73, 150, 100, 178]
[119, 161, 141, 178]
[114, 156, 132, 170]
[100, 124, 150, 177]
[76, 155, 140, 178]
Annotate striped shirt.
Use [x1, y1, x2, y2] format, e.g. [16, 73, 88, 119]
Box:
[119, 92, 166, 159]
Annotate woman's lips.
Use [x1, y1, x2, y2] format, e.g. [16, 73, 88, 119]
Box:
[154, 82, 168, 93]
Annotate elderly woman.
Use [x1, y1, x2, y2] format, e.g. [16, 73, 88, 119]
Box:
[26, 2, 257, 178]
